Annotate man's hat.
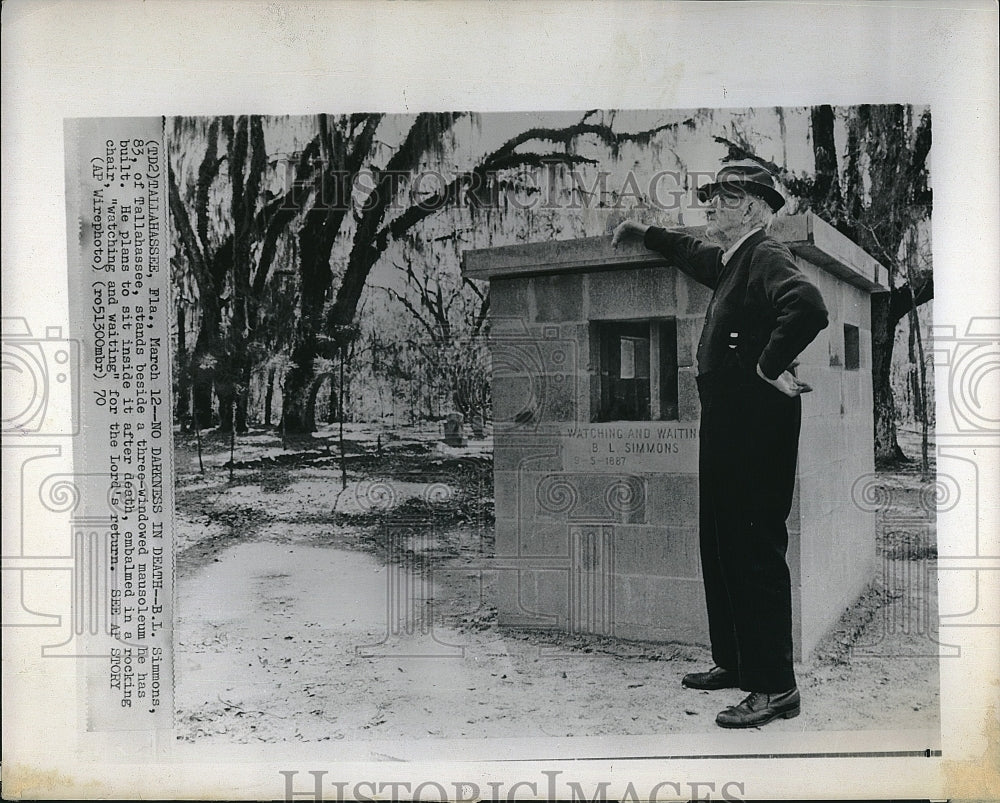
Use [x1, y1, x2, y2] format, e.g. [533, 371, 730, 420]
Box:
[697, 160, 786, 212]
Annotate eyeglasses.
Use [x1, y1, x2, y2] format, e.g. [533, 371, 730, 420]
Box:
[706, 191, 752, 210]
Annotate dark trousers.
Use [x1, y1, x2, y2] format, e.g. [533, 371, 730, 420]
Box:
[696, 368, 800, 693]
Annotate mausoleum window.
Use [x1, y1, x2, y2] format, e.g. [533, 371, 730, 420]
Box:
[593, 319, 678, 422]
[844, 323, 860, 370]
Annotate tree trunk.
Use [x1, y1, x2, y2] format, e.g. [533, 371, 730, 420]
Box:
[281, 337, 319, 433]
[341, 353, 353, 423]
[235, 362, 251, 435]
[871, 293, 907, 465]
[264, 366, 275, 427]
[217, 382, 235, 433]
[305, 375, 323, 432]
[327, 375, 338, 423]
[174, 304, 191, 427]
[214, 344, 240, 435]
[192, 375, 214, 428]
[214, 368, 248, 435]
[191, 299, 222, 427]
[810, 105, 842, 214]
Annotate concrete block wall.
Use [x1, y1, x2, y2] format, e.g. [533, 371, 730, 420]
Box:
[792, 261, 877, 657]
[491, 260, 708, 642]
[472, 221, 883, 659]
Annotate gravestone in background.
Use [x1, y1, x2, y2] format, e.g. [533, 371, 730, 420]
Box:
[443, 411, 466, 447]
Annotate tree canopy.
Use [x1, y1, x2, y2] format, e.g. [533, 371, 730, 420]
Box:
[169, 106, 932, 459]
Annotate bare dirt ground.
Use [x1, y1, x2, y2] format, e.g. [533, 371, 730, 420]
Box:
[173, 424, 940, 743]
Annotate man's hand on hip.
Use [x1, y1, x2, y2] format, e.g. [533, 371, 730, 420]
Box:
[757, 364, 812, 397]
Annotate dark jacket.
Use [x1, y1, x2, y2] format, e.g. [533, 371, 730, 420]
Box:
[644, 226, 829, 379]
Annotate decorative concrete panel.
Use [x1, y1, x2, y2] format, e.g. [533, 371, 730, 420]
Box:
[677, 368, 701, 422]
[674, 272, 714, 314]
[490, 277, 530, 317]
[531, 274, 584, 323]
[611, 525, 700, 579]
[644, 474, 700, 523]
[587, 267, 677, 321]
[521, 471, 647, 525]
[613, 576, 708, 644]
[676, 316, 701, 368]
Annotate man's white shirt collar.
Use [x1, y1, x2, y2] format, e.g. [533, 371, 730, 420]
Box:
[721, 227, 764, 265]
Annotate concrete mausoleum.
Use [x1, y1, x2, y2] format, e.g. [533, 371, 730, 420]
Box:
[462, 213, 888, 659]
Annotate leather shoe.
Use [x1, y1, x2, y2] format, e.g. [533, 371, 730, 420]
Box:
[682, 666, 740, 690]
[715, 688, 801, 728]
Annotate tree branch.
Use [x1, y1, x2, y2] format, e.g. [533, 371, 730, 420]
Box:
[889, 275, 934, 326]
[375, 285, 442, 344]
[712, 135, 783, 176]
[462, 276, 486, 302]
[244, 116, 268, 234]
[490, 119, 685, 162]
[168, 163, 213, 295]
[227, 116, 249, 239]
[251, 138, 322, 298]
[194, 119, 221, 255]
[330, 116, 690, 332]
[470, 285, 490, 337]
[326, 113, 463, 329]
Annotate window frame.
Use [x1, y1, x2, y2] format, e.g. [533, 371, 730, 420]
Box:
[843, 322, 861, 371]
[591, 317, 679, 422]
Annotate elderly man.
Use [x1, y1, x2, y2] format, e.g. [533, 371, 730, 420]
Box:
[612, 161, 828, 728]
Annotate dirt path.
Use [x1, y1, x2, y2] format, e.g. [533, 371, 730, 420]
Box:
[174, 426, 940, 743]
